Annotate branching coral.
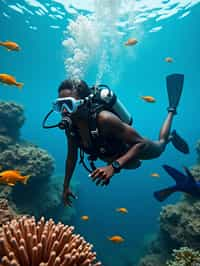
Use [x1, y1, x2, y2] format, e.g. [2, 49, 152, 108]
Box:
[0, 216, 101, 266]
[167, 247, 200, 266]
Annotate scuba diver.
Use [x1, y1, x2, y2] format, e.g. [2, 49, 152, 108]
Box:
[154, 165, 200, 201]
[43, 73, 189, 206]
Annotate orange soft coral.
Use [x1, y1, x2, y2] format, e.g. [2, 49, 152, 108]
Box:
[0, 216, 101, 266]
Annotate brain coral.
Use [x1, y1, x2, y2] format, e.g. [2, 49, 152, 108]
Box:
[0, 101, 25, 139]
[0, 216, 101, 266]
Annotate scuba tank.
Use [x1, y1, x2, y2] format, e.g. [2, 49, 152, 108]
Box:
[91, 84, 133, 125]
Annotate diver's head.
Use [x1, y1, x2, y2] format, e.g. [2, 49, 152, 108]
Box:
[58, 79, 90, 99]
[57, 79, 90, 119]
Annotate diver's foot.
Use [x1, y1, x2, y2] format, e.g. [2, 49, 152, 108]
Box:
[167, 106, 177, 115]
[170, 130, 190, 154]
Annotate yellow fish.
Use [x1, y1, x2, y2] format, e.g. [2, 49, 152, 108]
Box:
[81, 215, 89, 221]
[0, 74, 24, 89]
[108, 235, 124, 243]
[165, 57, 173, 63]
[141, 96, 156, 103]
[150, 173, 160, 178]
[0, 170, 30, 186]
[125, 38, 138, 46]
[116, 208, 128, 214]
[0, 41, 21, 51]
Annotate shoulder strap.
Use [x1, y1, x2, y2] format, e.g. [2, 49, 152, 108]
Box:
[88, 105, 105, 149]
[79, 149, 97, 173]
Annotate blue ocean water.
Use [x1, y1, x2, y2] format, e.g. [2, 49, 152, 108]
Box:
[0, 1, 200, 265]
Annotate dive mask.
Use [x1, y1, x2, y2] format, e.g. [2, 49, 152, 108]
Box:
[52, 97, 85, 114]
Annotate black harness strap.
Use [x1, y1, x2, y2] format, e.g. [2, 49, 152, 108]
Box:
[79, 149, 97, 173]
[71, 104, 116, 173]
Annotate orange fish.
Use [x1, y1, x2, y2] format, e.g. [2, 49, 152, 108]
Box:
[125, 38, 138, 46]
[141, 96, 156, 103]
[116, 208, 128, 214]
[165, 57, 173, 63]
[150, 173, 160, 178]
[81, 215, 89, 221]
[108, 235, 124, 243]
[0, 41, 21, 51]
[0, 170, 30, 186]
[0, 74, 24, 88]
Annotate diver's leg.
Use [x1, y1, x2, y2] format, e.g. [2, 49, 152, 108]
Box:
[141, 73, 189, 157]
[135, 111, 175, 160]
[158, 108, 189, 154]
[159, 112, 174, 143]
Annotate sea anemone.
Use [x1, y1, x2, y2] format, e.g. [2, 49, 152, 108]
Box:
[0, 216, 101, 266]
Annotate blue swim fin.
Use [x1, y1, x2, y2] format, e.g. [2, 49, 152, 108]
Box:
[162, 164, 187, 184]
[183, 166, 196, 183]
[154, 186, 177, 202]
[171, 130, 190, 154]
[166, 73, 184, 114]
[154, 165, 197, 202]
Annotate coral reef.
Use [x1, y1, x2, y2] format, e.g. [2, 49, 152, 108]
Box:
[196, 140, 200, 163]
[0, 101, 55, 181]
[160, 200, 200, 249]
[0, 134, 13, 151]
[0, 101, 25, 139]
[0, 199, 19, 226]
[166, 247, 200, 266]
[138, 138, 200, 266]
[138, 254, 165, 266]
[0, 100, 79, 225]
[0, 143, 54, 181]
[0, 216, 101, 266]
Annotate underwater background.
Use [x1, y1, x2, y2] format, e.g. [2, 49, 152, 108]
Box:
[0, 0, 200, 265]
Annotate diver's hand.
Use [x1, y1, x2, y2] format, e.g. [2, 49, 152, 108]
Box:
[63, 186, 77, 207]
[89, 165, 114, 186]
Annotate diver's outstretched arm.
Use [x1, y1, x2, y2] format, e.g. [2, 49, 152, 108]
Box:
[63, 135, 78, 206]
[64, 135, 78, 188]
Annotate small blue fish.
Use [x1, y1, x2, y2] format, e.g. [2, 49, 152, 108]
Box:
[154, 164, 200, 202]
